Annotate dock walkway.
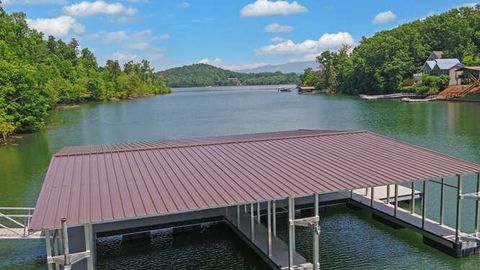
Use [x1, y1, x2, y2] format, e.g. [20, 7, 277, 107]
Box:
[350, 186, 479, 256]
[225, 209, 312, 270]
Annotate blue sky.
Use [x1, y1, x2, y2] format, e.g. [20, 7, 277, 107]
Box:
[2, 0, 477, 71]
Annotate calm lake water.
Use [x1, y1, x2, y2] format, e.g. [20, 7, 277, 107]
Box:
[1, 85, 480, 269]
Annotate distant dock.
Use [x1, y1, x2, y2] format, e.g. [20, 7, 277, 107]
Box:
[359, 93, 417, 100]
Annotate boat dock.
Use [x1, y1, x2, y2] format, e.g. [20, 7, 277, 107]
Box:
[360, 93, 417, 100]
[7, 129, 480, 270]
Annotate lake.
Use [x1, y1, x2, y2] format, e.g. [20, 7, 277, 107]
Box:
[1, 85, 480, 269]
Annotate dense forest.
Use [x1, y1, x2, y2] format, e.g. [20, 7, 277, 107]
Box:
[300, 5, 480, 95]
[158, 63, 300, 87]
[0, 7, 170, 142]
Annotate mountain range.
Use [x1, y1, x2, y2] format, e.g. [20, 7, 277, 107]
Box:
[238, 61, 318, 74]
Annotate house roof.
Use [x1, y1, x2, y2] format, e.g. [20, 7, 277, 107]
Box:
[30, 130, 480, 231]
[434, 59, 462, 70]
[461, 66, 480, 71]
[426, 60, 436, 69]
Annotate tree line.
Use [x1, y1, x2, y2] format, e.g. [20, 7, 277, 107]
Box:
[0, 7, 170, 142]
[158, 63, 300, 88]
[300, 5, 480, 95]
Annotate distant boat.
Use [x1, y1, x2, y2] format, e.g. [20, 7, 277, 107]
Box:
[277, 87, 292, 92]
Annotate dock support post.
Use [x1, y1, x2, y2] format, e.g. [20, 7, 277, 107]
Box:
[84, 224, 94, 270]
[422, 181, 427, 229]
[313, 193, 320, 270]
[236, 205, 240, 227]
[45, 229, 54, 270]
[272, 200, 276, 237]
[440, 178, 445, 225]
[61, 219, 71, 269]
[250, 203, 255, 241]
[288, 197, 295, 270]
[53, 230, 60, 270]
[394, 184, 398, 217]
[386, 185, 390, 204]
[475, 173, 480, 233]
[411, 182, 415, 214]
[267, 201, 272, 257]
[370, 187, 374, 208]
[455, 175, 462, 244]
[257, 202, 261, 224]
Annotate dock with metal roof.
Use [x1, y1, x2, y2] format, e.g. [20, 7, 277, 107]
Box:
[26, 130, 480, 270]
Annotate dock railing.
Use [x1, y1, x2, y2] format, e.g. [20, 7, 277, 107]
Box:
[0, 207, 37, 239]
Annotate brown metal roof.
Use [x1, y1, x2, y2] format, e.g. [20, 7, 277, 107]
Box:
[30, 130, 480, 231]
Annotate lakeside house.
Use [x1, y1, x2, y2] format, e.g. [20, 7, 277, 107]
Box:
[416, 51, 480, 86]
[419, 51, 463, 85]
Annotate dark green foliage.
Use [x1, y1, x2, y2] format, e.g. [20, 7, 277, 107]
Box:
[158, 63, 300, 88]
[401, 74, 450, 95]
[300, 6, 480, 95]
[0, 7, 170, 140]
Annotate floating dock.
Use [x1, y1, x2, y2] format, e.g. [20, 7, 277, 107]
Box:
[10, 130, 480, 270]
[359, 93, 417, 100]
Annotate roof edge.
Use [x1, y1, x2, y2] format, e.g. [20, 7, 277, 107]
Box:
[54, 130, 367, 157]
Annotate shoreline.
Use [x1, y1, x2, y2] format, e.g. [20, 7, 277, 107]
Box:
[0, 91, 172, 145]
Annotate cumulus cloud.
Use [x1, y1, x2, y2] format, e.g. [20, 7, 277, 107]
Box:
[26, 16, 85, 38]
[372, 10, 397, 24]
[241, 0, 308, 17]
[197, 58, 223, 65]
[255, 32, 354, 55]
[265, 23, 293, 33]
[2, 0, 66, 5]
[64, 1, 137, 17]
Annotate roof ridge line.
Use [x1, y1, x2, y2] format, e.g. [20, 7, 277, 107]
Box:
[54, 130, 367, 157]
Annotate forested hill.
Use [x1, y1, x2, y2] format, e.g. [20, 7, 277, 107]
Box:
[300, 5, 480, 95]
[158, 64, 300, 87]
[0, 6, 170, 141]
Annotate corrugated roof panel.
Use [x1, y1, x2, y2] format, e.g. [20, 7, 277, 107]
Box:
[30, 130, 480, 230]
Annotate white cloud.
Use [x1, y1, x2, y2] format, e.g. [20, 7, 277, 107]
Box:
[93, 29, 168, 44]
[178, 1, 190, 8]
[255, 32, 354, 55]
[265, 23, 293, 33]
[372, 10, 397, 24]
[460, 3, 478, 8]
[26, 16, 85, 38]
[270, 36, 285, 43]
[241, 0, 308, 17]
[64, 1, 137, 17]
[197, 58, 223, 65]
[2, 0, 66, 5]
